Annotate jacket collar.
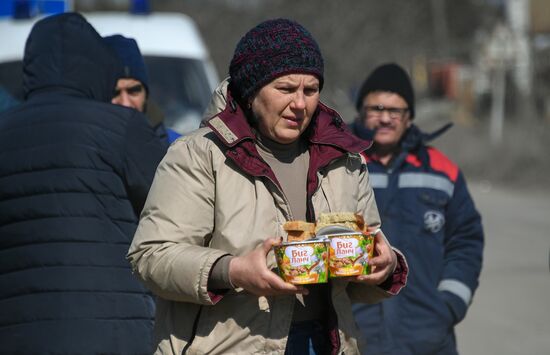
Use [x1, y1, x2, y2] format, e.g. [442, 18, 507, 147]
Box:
[350, 121, 453, 153]
[206, 90, 255, 147]
[361, 122, 454, 173]
[400, 122, 453, 152]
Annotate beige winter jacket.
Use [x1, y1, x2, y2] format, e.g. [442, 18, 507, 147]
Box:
[128, 82, 406, 354]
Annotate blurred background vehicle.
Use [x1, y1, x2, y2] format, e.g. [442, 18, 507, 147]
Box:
[86, 11, 219, 134]
[0, 0, 219, 135]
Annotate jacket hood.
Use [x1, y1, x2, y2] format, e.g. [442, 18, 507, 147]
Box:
[23, 12, 121, 102]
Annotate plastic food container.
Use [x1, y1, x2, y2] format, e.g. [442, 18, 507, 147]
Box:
[274, 239, 329, 284]
[327, 232, 374, 277]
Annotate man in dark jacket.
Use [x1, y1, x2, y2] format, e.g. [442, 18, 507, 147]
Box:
[0, 13, 166, 354]
[350, 63, 484, 355]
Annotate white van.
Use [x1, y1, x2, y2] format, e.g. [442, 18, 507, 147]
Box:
[0, 9, 219, 135]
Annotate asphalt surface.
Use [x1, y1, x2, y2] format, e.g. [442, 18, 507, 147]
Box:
[455, 181, 550, 355]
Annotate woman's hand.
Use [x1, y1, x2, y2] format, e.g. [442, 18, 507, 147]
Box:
[351, 230, 397, 285]
[229, 237, 309, 296]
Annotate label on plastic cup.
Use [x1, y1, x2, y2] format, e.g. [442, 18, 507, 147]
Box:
[328, 232, 374, 277]
[274, 239, 329, 284]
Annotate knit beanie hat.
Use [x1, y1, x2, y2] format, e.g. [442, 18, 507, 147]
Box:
[355, 63, 415, 118]
[103, 34, 149, 94]
[229, 18, 324, 104]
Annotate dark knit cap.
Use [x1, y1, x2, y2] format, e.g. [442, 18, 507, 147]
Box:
[103, 34, 149, 94]
[229, 18, 324, 103]
[355, 63, 415, 118]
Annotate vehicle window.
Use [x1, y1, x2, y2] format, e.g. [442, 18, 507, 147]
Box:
[0, 57, 213, 135]
[145, 56, 212, 135]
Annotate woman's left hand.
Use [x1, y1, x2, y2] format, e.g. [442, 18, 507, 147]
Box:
[351, 230, 397, 285]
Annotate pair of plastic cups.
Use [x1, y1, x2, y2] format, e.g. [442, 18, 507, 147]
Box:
[274, 228, 380, 284]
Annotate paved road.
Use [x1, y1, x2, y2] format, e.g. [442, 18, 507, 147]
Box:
[455, 181, 550, 355]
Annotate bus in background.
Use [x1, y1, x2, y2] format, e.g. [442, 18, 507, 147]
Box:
[0, 0, 219, 135]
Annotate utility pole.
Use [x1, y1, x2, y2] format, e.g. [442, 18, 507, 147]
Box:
[490, 60, 506, 146]
[431, 0, 450, 58]
[487, 23, 514, 146]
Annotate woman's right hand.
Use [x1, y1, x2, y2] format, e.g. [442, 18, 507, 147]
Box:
[229, 237, 309, 296]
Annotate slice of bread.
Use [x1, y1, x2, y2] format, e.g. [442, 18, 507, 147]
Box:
[283, 220, 316, 232]
[283, 220, 315, 242]
[315, 212, 366, 233]
[287, 230, 314, 242]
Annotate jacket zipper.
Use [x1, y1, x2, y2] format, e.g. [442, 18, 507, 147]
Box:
[309, 155, 360, 354]
[181, 306, 203, 355]
[261, 173, 294, 221]
[252, 148, 295, 221]
[307, 152, 362, 221]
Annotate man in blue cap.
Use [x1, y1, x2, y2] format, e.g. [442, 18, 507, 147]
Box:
[104, 34, 180, 143]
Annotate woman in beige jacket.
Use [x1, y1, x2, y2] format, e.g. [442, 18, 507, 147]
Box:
[128, 19, 407, 355]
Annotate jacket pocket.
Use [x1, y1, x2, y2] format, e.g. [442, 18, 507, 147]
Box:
[186, 292, 272, 354]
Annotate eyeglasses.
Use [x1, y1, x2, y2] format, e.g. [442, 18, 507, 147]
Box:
[363, 105, 409, 121]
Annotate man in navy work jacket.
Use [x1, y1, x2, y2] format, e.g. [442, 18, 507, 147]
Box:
[0, 13, 166, 354]
[350, 63, 484, 355]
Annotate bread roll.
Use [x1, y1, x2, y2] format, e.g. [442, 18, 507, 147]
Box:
[315, 212, 366, 233]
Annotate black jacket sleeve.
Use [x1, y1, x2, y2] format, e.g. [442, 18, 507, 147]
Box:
[122, 111, 168, 216]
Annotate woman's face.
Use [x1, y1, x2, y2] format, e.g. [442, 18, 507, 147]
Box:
[251, 74, 320, 144]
